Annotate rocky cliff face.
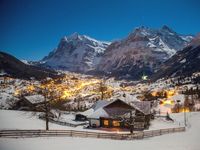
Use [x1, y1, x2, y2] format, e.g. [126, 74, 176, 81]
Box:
[41, 33, 110, 72]
[151, 34, 200, 80]
[97, 26, 193, 79]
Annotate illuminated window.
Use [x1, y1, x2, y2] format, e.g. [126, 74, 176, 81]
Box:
[103, 120, 109, 126]
[112, 120, 120, 127]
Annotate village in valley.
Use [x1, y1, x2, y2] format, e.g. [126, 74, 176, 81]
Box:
[1, 68, 200, 149]
[1, 57, 200, 150]
[1, 70, 200, 133]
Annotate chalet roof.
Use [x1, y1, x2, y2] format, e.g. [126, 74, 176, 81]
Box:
[88, 99, 151, 119]
[80, 100, 109, 117]
[131, 101, 151, 115]
[88, 107, 109, 119]
[88, 99, 131, 119]
[92, 100, 109, 111]
[80, 108, 94, 117]
[24, 95, 45, 104]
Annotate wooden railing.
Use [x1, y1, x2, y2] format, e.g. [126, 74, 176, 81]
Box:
[0, 127, 185, 140]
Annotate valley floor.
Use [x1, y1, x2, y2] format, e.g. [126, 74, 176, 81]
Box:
[0, 110, 200, 150]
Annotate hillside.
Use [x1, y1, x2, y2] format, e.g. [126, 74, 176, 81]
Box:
[0, 51, 59, 80]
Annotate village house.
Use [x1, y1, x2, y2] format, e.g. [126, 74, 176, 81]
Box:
[0, 70, 11, 85]
[87, 99, 151, 130]
[13, 95, 46, 111]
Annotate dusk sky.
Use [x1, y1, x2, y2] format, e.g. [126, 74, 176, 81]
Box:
[0, 0, 200, 61]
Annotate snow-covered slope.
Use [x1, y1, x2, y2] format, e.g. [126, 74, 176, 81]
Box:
[97, 26, 193, 79]
[41, 33, 110, 72]
[151, 34, 200, 80]
[39, 26, 193, 79]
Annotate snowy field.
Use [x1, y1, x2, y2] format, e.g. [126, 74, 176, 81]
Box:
[0, 110, 200, 150]
[0, 110, 73, 130]
[0, 110, 183, 131]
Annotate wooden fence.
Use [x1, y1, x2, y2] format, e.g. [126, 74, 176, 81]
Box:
[0, 127, 185, 140]
[39, 117, 87, 127]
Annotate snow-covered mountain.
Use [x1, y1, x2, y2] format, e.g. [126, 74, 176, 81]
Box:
[41, 33, 110, 72]
[151, 33, 200, 80]
[40, 26, 193, 79]
[97, 25, 193, 79]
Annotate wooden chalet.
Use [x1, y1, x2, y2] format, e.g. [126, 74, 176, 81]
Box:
[87, 99, 151, 130]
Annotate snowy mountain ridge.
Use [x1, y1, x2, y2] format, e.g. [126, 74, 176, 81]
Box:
[41, 33, 110, 72]
[151, 34, 200, 80]
[41, 26, 193, 79]
[97, 25, 193, 79]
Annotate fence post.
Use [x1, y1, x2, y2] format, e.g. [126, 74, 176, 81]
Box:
[70, 130, 73, 137]
[142, 132, 144, 139]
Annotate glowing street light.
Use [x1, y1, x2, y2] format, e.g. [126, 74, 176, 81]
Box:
[142, 75, 148, 81]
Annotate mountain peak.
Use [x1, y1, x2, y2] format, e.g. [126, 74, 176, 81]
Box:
[61, 32, 83, 42]
[134, 26, 150, 32]
[60, 33, 110, 46]
[130, 26, 150, 38]
[41, 26, 193, 79]
[161, 25, 175, 33]
[41, 33, 110, 72]
[136, 26, 148, 30]
[69, 32, 80, 38]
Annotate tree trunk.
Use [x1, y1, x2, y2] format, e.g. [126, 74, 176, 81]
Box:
[44, 93, 49, 130]
[45, 104, 49, 130]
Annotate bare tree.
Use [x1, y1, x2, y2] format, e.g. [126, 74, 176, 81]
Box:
[37, 84, 57, 130]
[99, 80, 107, 100]
[43, 89, 50, 130]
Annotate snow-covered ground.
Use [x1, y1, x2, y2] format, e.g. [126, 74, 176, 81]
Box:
[0, 109, 183, 131]
[0, 110, 71, 130]
[0, 111, 199, 150]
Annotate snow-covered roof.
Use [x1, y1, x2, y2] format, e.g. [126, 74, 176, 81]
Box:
[87, 99, 120, 119]
[92, 100, 110, 111]
[88, 107, 109, 119]
[131, 101, 151, 115]
[24, 95, 45, 104]
[80, 108, 94, 117]
[88, 99, 151, 119]
[80, 100, 110, 117]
